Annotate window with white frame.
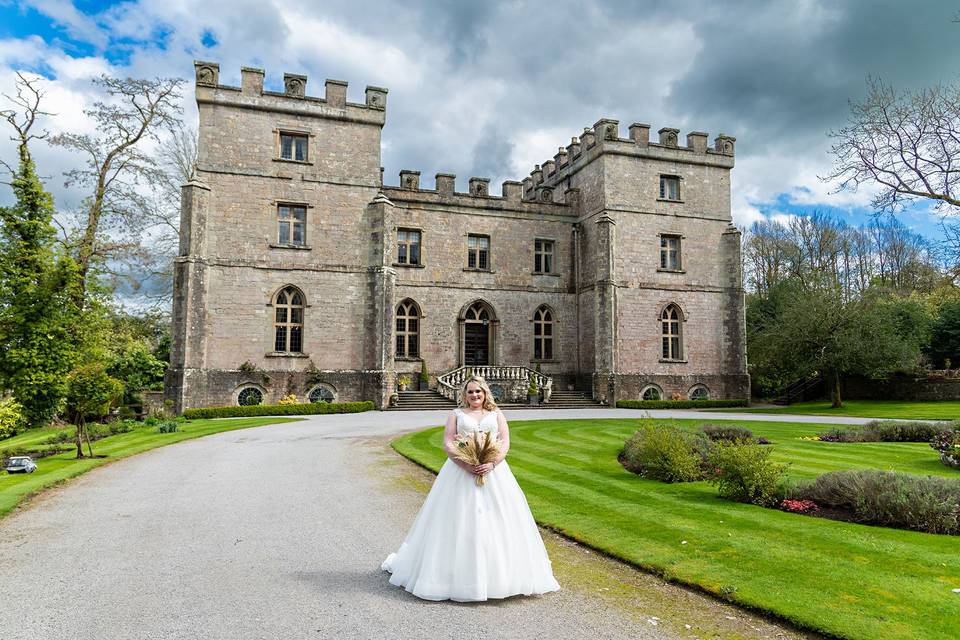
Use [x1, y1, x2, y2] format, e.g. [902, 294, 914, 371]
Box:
[659, 175, 681, 201]
[279, 132, 308, 162]
[533, 306, 554, 360]
[467, 234, 490, 270]
[277, 205, 306, 246]
[274, 286, 304, 353]
[397, 229, 421, 265]
[534, 239, 554, 274]
[661, 304, 683, 360]
[660, 235, 681, 270]
[395, 299, 420, 358]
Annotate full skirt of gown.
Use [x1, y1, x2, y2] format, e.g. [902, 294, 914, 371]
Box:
[381, 458, 560, 602]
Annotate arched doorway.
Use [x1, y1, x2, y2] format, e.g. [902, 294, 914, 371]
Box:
[460, 300, 496, 366]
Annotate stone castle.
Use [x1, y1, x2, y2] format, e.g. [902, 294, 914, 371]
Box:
[164, 61, 748, 411]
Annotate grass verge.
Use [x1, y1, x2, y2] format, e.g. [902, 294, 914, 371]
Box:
[0, 417, 302, 518]
[392, 418, 960, 640]
[711, 399, 960, 420]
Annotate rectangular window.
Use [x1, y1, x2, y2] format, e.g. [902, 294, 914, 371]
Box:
[279, 132, 309, 162]
[659, 175, 681, 201]
[397, 229, 421, 265]
[660, 235, 681, 270]
[467, 234, 490, 270]
[278, 205, 307, 246]
[534, 239, 554, 274]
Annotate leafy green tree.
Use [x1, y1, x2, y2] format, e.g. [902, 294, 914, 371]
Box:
[106, 335, 167, 403]
[0, 74, 82, 426]
[929, 299, 960, 369]
[751, 285, 921, 407]
[65, 363, 123, 458]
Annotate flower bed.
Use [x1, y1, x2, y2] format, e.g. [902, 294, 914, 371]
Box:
[784, 470, 960, 535]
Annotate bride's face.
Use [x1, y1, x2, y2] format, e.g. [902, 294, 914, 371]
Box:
[465, 382, 485, 408]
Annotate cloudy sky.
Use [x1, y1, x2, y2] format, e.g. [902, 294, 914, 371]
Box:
[2, 0, 959, 240]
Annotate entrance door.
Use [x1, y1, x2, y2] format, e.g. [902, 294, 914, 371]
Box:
[464, 322, 489, 365]
[463, 301, 493, 365]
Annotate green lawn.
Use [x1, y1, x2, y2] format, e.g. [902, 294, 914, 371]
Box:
[713, 399, 960, 420]
[392, 418, 960, 640]
[0, 417, 302, 518]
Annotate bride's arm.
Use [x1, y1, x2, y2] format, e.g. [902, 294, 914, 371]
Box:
[443, 412, 474, 472]
[494, 411, 510, 465]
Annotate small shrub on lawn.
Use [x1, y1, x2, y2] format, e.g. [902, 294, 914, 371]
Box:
[156, 421, 180, 433]
[621, 422, 711, 483]
[780, 499, 818, 514]
[817, 420, 952, 443]
[182, 401, 374, 420]
[108, 419, 138, 435]
[44, 429, 75, 445]
[790, 470, 960, 535]
[616, 399, 748, 410]
[700, 424, 756, 444]
[143, 415, 160, 427]
[707, 442, 787, 507]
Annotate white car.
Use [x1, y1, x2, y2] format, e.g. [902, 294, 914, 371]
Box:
[5, 456, 37, 474]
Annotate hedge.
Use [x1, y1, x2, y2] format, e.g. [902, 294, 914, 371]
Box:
[182, 401, 374, 420]
[616, 399, 748, 410]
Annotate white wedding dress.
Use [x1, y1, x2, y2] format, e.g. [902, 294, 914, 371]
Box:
[381, 408, 561, 601]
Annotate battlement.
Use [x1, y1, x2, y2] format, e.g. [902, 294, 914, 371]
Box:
[384, 170, 574, 211]
[524, 118, 735, 198]
[193, 61, 387, 126]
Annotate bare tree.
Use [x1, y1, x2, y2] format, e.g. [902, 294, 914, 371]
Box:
[824, 77, 960, 213]
[0, 72, 53, 170]
[49, 75, 184, 300]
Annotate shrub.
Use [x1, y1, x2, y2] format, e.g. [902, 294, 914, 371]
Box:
[930, 428, 960, 468]
[621, 422, 710, 483]
[278, 394, 299, 405]
[156, 420, 180, 433]
[817, 420, 952, 443]
[108, 419, 138, 435]
[707, 442, 787, 507]
[44, 429, 75, 445]
[616, 399, 748, 410]
[182, 401, 374, 420]
[0, 397, 26, 440]
[700, 424, 756, 444]
[790, 470, 960, 535]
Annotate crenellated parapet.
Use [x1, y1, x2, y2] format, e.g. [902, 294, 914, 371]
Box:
[523, 117, 736, 197]
[383, 170, 576, 214]
[193, 61, 387, 126]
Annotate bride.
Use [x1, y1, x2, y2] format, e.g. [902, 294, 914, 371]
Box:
[381, 375, 561, 602]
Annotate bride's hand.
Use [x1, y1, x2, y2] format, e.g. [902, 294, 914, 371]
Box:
[474, 463, 494, 476]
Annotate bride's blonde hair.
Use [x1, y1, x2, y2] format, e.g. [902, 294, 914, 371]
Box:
[459, 375, 498, 411]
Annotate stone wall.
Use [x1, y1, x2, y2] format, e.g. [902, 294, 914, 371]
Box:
[842, 375, 960, 401]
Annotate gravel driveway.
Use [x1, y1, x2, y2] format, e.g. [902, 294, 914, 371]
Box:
[0, 409, 828, 639]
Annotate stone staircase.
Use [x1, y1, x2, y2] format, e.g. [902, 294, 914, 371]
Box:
[499, 390, 606, 409]
[391, 390, 456, 411]
[390, 389, 605, 410]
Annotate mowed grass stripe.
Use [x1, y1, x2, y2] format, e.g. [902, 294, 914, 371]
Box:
[392, 419, 960, 640]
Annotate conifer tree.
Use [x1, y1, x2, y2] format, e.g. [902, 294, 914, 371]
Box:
[0, 74, 81, 426]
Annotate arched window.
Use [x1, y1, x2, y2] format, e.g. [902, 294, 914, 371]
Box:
[274, 286, 304, 353]
[308, 384, 336, 403]
[641, 385, 662, 401]
[661, 304, 683, 360]
[533, 306, 554, 360]
[237, 387, 263, 406]
[689, 385, 710, 401]
[396, 299, 420, 358]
